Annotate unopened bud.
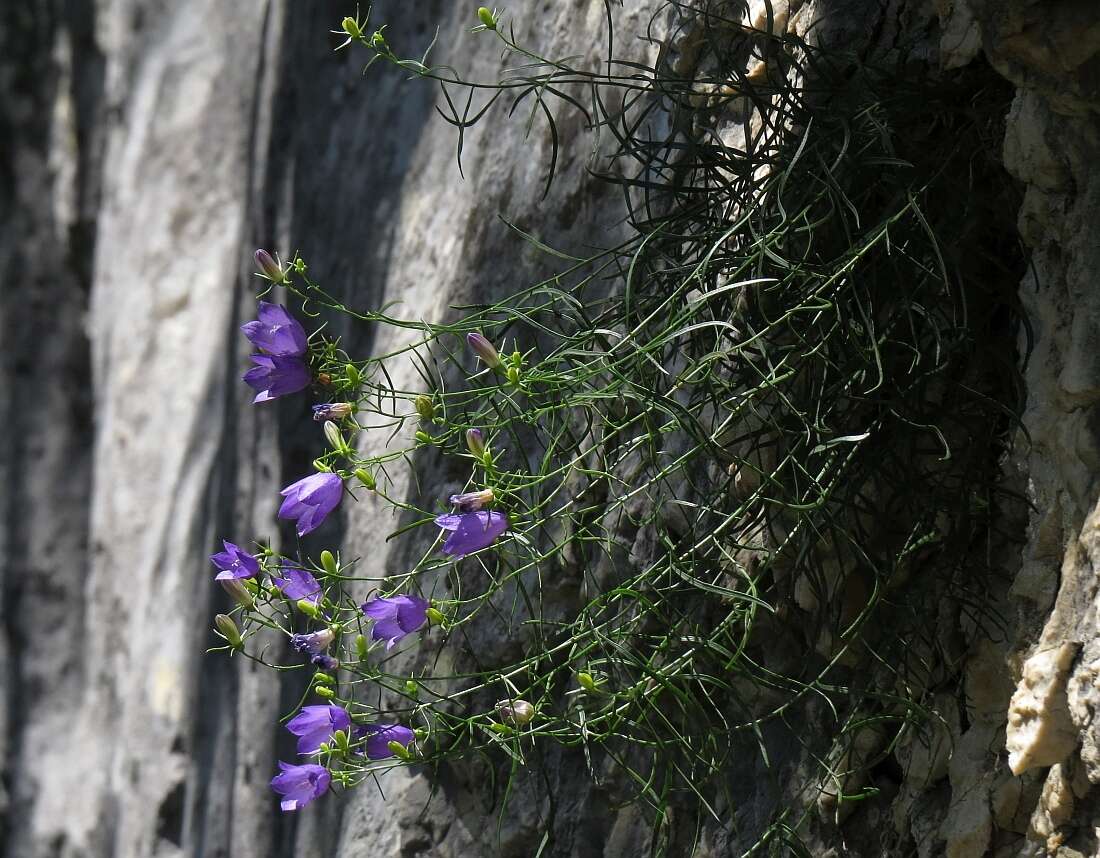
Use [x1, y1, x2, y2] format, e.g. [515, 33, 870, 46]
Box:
[577, 672, 599, 692]
[354, 468, 376, 490]
[477, 7, 498, 29]
[311, 458, 329, 472]
[341, 16, 362, 39]
[370, 30, 388, 51]
[355, 633, 369, 660]
[466, 428, 485, 457]
[414, 395, 435, 420]
[296, 599, 321, 618]
[490, 722, 511, 734]
[333, 729, 349, 753]
[405, 680, 419, 696]
[415, 430, 432, 445]
[312, 402, 353, 422]
[254, 249, 285, 282]
[314, 685, 335, 699]
[425, 607, 446, 626]
[506, 366, 520, 386]
[219, 577, 254, 609]
[467, 332, 502, 368]
[346, 364, 361, 386]
[323, 420, 346, 453]
[314, 671, 334, 686]
[214, 614, 242, 648]
[320, 550, 339, 577]
[387, 740, 412, 760]
[496, 699, 536, 725]
[317, 372, 333, 386]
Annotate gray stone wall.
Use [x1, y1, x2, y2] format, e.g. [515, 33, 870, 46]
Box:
[1, 1, 1098, 856]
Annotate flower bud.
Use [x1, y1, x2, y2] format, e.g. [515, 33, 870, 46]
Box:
[370, 30, 388, 51]
[477, 7, 498, 29]
[214, 614, 242, 648]
[341, 16, 362, 39]
[449, 488, 494, 511]
[490, 722, 511, 734]
[323, 420, 346, 453]
[317, 372, 333, 386]
[320, 550, 339, 577]
[345, 364, 361, 386]
[311, 458, 329, 473]
[467, 332, 502, 368]
[333, 729, 350, 753]
[387, 740, 412, 760]
[314, 685, 335, 699]
[355, 633, 369, 660]
[354, 468, 376, 490]
[577, 671, 599, 692]
[506, 366, 521, 386]
[296, 598, 321, 618]
[496, 699, 536, 725]
[414, 395, 435, 420]
[254, 249, 284, 282]
[219, 577, 254, 609]
[405, 680, 419, 696]
[425, 607, 446, 626]
[415, 430, 432, 445]
[466, 428, 485, 457]
[314, 671, 334, 685]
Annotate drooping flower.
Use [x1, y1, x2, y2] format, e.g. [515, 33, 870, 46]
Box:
[286, 705, 351, 754]
[312, 653, 339, 671]
[272, 567, 322, 603]
[358, 723, 415, 760]
[241, 301, 307, 357]
[434, 510, 509, 558]
[467, 332, 502, 368]
[312, 402, 353, 421]
[361, 595, 429, 649]
[449, 488, 494, 511]
[210, 540, 261, 581]
[243, 354, 311, 403]
[291, 628, 335, 655]
[278, 473, 343, 537]
[270, 761, 330, 811]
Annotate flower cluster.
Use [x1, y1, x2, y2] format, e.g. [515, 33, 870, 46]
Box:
[206, 252, 518, 813]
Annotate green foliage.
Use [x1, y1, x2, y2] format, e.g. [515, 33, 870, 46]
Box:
[226, 3, 1024, 853]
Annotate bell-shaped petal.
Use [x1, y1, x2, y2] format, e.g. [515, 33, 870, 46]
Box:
[270, 761, 330, 811]
[210, 540, 260, 581]
[243, 354, 311, 403]
[361, 595, 429, 649]
[434, 510, 509, 558]
[241, 301, 307, 356]
[286, 705, 351, 754]
[278, 473, 343, 537]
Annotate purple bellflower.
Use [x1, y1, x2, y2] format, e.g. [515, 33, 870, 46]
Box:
[210, 540, 260, 581]
[272, 567, 322, 603]
[286, 704, 351, 754]
[434, 510, 509, 558]
[278, 473, 343, 537]
[361, 595, 429, 649]
[359, 723, 415, 760]
[312, 653, 339, 670]
[241, 301, 308, 357]
[291, 628, 335, 655]
[243, 354, 311, 403]
[270, 761, 330, 811]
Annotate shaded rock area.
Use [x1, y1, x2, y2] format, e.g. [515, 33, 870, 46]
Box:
[0, 0, 1098, 856]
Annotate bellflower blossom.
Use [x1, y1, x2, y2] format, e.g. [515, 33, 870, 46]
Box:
[270, 762, 330, 811]
[312, 654, 339, 670]
[359, 723, 415, 760]
[272, 567, 322, 603]
[286, 705, 351, 754]
[243, 354, 311, 403]
[361, 595, 429, 649]
[278, 473, 343, 536]
[241, 301, 308, 357]
[434, 510, 509, 558]
[209, 540, 260, 580]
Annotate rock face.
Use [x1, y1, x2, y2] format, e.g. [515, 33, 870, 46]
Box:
[1, 1, 1099, 857]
